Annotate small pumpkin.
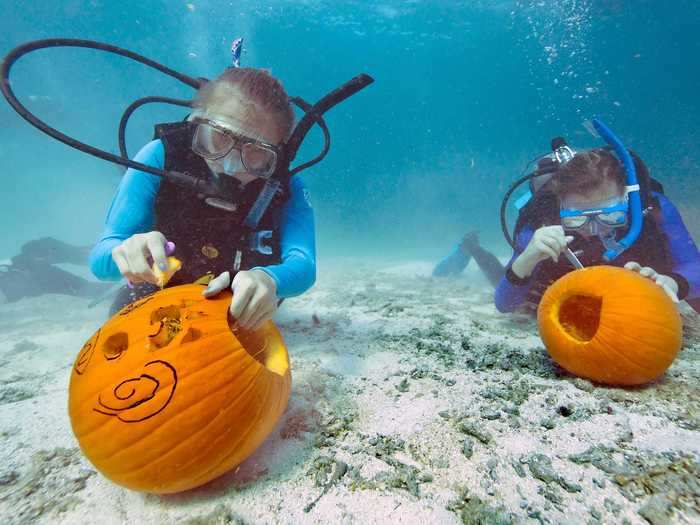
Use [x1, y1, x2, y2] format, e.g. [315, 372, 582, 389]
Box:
[537, 265, 682, 386]
[68, 284, 291, 494]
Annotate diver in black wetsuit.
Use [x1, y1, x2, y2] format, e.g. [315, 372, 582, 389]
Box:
[432, 231, 506, 287]
[0, 237, 113, 303]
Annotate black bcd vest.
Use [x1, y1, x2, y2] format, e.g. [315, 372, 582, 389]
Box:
[152, 121, 290, 285]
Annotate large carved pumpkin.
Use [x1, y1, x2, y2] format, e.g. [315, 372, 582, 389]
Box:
[537, 266, 682, 386]
[68, 284, 291, 494]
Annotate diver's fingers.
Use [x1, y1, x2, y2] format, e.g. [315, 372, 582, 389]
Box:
[238, 288, 267, 329]
[538, 243, 559, 263]
[146, 233, 168, 271]
[129, 246, 157, 284]
[653, 275, 680, 303]
[229, 273, 255, 321]
[539, 236, 562, 262]
[202, 271, 231, 297]
[660, 284, 680, 303]
[639, 266, 657, 278]
[551, 232, 570, 252]
[112, 249, 131, 279]
[540, 229, 566, 249]
[624, 261, 642, 272]
[249, 304, 276, 331]
[552, 229, 571, 250]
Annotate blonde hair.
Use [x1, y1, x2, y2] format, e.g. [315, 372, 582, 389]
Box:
[194, 68, 294, 139]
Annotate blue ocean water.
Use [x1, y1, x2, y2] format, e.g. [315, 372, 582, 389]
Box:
[1, 0, 698, 260]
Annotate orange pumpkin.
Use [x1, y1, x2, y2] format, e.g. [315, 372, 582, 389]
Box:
[537, 265, 682, 386]
[68, 284, 291, 494]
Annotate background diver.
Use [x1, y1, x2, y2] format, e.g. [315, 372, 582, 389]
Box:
[434, 127, 699, 315]
[0, 237, 112, 304]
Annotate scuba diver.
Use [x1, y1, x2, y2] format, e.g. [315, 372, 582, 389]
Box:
[432, 231, 506, 288]
[496, 121, 700, 314]
[0, 237, 113, 303]
[92, 65, 314, 327]
[1, 38, 372, 327]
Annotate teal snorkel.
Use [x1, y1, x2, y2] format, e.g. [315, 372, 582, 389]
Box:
[590, 118, 643, 261]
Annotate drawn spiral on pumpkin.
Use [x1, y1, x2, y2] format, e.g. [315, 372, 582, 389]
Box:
[75, 329, 100, 375]
[93, 360, 177, 423]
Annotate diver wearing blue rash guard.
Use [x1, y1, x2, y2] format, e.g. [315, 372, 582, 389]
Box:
[90, 139, 315, 297]
[495, 147, 700, 314]
[2, 38, 371, 326]
[90, 66, 317, 329]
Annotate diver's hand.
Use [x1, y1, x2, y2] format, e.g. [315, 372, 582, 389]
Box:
[624, 262, 680, 303]
[112, 231, 169, 285]
[202, 269, 278, 330]
[512, 225, 574, 278]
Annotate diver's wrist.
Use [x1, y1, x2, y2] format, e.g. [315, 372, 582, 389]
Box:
[511, 253, 536, 279]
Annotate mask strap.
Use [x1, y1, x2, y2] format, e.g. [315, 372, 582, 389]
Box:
[624, 183, 640, 196]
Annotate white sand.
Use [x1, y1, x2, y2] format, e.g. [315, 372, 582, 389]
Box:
[0, 257, 698, 525]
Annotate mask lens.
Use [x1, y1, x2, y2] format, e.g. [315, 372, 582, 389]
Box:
[597, 210, 627, 226]
[241, 143, 277, 176]
[561, 215, 588, 229]
[192, 124, 233, 159]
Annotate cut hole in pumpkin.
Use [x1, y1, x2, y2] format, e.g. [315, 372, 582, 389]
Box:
[149, 305, 182, 349]
[228, 314, 288, 376]
[558, 294, 602, 342]
[103, 332, 128, 360]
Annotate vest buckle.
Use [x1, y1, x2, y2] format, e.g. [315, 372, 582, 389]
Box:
[249, 230, 273, 255]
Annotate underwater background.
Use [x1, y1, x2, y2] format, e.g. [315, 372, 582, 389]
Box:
[1, 0, 699, 261]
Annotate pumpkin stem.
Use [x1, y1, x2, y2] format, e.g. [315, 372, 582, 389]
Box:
[558, 294, 602, 342]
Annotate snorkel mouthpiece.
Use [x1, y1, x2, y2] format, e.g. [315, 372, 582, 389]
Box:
[590, 118, 642, 261]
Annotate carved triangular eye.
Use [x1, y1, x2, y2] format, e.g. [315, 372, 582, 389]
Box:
[148, 305, 182, 349]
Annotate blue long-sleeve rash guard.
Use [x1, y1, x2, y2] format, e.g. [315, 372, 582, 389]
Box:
[89, 139, 316, 298]
[494, 192, 700, 313]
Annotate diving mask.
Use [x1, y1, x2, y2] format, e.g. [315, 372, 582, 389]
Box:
[191, 116, 281, 178]
[560, 196, 629, 235]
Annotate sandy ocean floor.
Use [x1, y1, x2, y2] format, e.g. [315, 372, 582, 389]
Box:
[0, 258, 698, 525]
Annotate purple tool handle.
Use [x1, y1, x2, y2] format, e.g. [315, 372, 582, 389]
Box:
[127, 240, 177, 288]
